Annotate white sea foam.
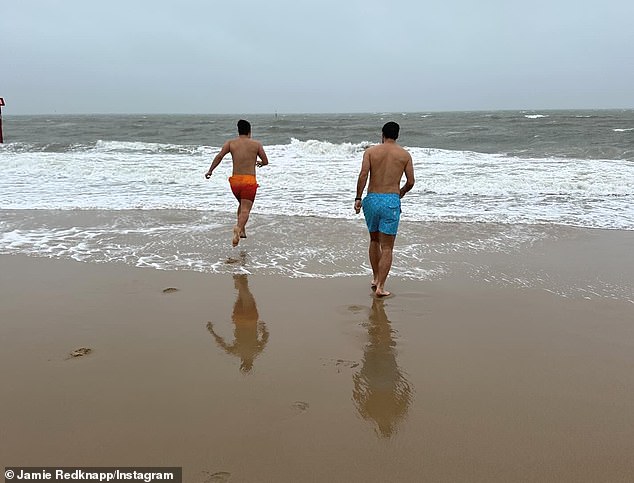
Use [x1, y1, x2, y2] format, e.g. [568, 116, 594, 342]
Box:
[524, 114, 549, 119]
[0, 210, 556, 278]
[1, 140, 633, 229]
[1, 211, 631, 303]
[613, 128, 634, 132]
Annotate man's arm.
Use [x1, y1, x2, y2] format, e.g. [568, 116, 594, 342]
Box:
[256, 143, 269, 168]
[205, 141, 231, 179]
[206, 322, 234, 354]
[399, 155, 415, 198]
[354, 150, 371, 214]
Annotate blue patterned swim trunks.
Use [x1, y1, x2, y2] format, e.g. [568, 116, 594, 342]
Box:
[362, 193, 401, 235]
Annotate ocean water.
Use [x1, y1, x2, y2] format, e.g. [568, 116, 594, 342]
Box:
[1, 111, 633, 298]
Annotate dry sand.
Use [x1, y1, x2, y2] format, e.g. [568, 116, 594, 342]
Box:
[1, 250, 634, 482]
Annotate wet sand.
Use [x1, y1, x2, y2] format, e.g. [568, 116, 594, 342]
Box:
[1, 251, 634, 482]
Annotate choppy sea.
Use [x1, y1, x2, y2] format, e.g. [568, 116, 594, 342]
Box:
[1, 111, 633, 292]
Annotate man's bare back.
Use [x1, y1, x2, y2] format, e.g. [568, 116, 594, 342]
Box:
[227, 137, 267, 175]
[355, 139, 414, 205]
[205, 136, 268, 179]
[364, 142, 414, 195]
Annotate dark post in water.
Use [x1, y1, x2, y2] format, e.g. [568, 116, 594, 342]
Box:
[0, 97, 5, 143]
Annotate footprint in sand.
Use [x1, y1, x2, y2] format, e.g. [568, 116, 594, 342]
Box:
[335, 304, 367, 318]
[201, 471, 231, 483]
[334, 304, 365, 315]
[292, 401, 310, 413]
[334, 359, 359, 371]
[320, 358, 359, 372]
[162, 287, 179, 293]
[67, 347, 92, 359]
[347, 305, 365, 313]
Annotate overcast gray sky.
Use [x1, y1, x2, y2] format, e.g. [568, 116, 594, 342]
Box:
[2, 0, 633, 114]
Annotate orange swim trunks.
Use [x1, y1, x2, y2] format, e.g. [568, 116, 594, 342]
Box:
[229, 175, 259, 202]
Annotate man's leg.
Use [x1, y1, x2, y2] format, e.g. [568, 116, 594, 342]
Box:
[375, 232, 396, 297]
[369, 231, 381, 287]
[233, 199, 253, 246]
[233, 202, 241, 246]
[236, 203, 247, 238]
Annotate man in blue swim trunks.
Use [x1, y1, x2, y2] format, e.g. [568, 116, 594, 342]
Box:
[354, 122, 415, 297]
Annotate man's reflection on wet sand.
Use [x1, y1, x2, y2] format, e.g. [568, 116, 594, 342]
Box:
[207, 274, 269, 374]
[353, 298, 413, 438]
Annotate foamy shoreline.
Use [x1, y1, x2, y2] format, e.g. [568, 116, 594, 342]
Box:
[2, 211, 633, 305]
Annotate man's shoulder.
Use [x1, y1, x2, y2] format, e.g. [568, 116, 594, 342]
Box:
[392, 143, 411, 158]
[228, 137, 260, 147]
[365, 144, 382, 154]
[367, 143, 409, 157]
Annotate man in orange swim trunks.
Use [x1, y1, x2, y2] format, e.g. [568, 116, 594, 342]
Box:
[205, 119, 269, 246]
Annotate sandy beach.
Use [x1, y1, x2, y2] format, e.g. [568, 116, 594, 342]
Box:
[1, 226, 634, 482]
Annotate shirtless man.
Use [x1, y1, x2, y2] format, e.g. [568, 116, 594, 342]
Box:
[205, 120, 269, 246]
[354, 122, 415, 297]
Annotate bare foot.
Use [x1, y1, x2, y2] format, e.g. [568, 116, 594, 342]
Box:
[232, 226, 240, 247]
[374, 287, 392, 297]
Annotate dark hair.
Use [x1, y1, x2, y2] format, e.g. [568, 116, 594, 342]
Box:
[237, 119, 251, 135]
[382, 121, 400, 140]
